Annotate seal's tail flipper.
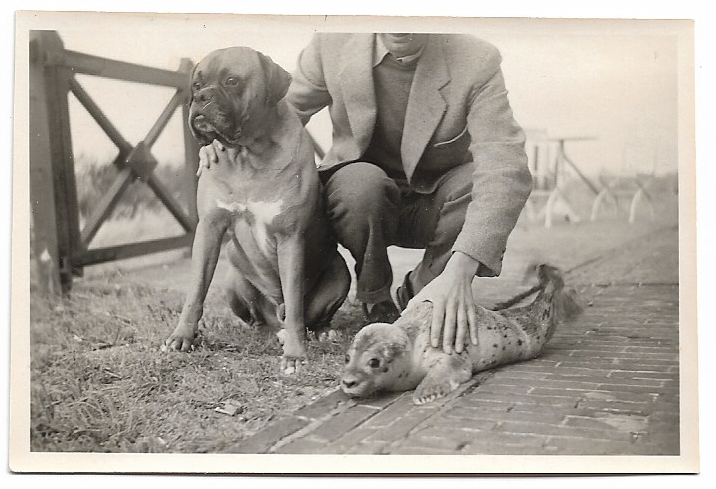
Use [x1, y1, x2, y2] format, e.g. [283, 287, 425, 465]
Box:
[493, 262, 559, 311]
[535, 265, 582, 318]
[545, 285, 582, 342]
[533, 265, 583, 341]
[535, 263, 563, 287]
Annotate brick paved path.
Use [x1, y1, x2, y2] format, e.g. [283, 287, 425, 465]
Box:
[232, 224, 680, 455]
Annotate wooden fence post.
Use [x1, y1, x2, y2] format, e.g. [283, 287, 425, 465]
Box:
[179, 58, 199, 228]
[29, 32, 62, 295]
[30, 31, 83, 294]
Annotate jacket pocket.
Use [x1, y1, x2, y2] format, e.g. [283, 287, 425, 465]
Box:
[432, 124, 469, 148]
[421, 124, 472, 169]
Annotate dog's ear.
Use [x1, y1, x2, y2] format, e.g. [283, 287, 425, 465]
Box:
[187, 64, 201, 140]
[257, 52, 292, 107]
[188, 61, 200, 101]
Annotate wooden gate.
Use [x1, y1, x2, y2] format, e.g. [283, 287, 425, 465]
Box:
[30, 31, 200, 294]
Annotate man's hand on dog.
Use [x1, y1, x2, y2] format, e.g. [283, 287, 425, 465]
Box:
[196, 139, 226, 176]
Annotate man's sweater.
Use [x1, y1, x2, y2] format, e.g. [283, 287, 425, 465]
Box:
[362, 53, 419, 184]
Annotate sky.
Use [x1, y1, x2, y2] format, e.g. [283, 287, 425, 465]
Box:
[38, 13, 687, 177]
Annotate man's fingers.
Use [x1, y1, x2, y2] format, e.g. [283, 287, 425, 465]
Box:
[467, 301, 478, 345]
[405, 294, 419, 310]
[211, 139, 225, 162]
[442, 299, 457, 354]
[454, 304, 467, 353]
[197, 140, 226, 176]
[197, 146, 209, 173]
[430, 300, 445, 348]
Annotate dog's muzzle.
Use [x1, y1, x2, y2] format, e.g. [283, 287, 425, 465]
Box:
[192, 115, 217, 134]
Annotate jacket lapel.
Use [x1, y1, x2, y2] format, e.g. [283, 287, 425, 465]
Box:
[401, 37, 450, 181]
[338, 34, 377, 155]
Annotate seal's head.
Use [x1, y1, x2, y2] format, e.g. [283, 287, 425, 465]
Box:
[341, 323, 414, 398]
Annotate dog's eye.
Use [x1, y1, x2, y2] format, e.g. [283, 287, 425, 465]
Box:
[368, 358, 381, 369]
[192, 82, 202, 91]
[224, 77, 240, 87]
[344, 354, 351, 364]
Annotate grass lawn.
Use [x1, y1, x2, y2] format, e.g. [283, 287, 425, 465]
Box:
[30, 273, 366, 453]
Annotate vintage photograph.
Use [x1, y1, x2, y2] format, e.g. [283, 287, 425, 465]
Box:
[11, 11, 697, 473]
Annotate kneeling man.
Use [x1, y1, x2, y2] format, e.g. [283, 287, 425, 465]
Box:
[202, 33, 532, 354]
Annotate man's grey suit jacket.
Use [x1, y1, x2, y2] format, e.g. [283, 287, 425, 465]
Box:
[287, 33, 533, 276]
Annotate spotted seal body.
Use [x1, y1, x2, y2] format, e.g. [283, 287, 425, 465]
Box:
[341, 265, 582, 404]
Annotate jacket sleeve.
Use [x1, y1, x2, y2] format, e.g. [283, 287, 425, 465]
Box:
[452, 50, 533, 277]
[285, 34, 333, 126]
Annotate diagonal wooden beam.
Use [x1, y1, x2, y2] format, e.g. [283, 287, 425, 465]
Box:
[77, 62, 194, 246]
[146, 173, 195, 233]
[124, 141, 158, 182]
[68, 76, 133, 155]
[135, 84, 196, 233]
[80, 164, 135, 246]
[145, 89, 184, 148]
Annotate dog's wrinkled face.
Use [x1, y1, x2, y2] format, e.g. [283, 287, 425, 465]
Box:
[341, 323, 411, 398]
[188, 47, 292, 147]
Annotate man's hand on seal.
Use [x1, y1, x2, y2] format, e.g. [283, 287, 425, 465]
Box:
[196, 139, 226, 176]
[408, 251, 479, 354]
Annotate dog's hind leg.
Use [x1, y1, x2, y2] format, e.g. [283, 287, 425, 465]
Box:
[225, 271, 259, 325]
[305, 253, 351, 337]
[225, 266, 284, 332]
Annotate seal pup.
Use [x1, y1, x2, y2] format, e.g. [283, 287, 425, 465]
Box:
[341, 265, 582, 404]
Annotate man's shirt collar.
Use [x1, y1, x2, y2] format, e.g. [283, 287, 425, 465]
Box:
[373, 35, 425, 67]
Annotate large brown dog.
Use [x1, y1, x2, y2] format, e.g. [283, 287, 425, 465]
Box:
[164, 47, 350, 374]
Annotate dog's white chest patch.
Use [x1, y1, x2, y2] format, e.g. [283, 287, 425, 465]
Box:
[217, 198, 283, 254]
[216, 201, 247, 214]
[246, 200, 284, 223]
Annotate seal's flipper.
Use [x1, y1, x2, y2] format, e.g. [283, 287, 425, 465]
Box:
[412, 355, 471, 405]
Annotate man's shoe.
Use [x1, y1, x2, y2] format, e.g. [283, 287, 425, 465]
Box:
[362, 300, 400, 324]
[395, 272, 415, 312]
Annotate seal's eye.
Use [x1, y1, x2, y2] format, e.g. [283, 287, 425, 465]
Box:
[224, 76, 240, 87]
[368, 358, 381, 369]
[344, 354, 351, 364]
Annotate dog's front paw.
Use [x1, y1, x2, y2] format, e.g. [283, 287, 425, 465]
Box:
[317, 329, 343, 343]
[163, 324, 197, 353]
[280, 341, 307, 375]
[279, 355, 307, 375]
